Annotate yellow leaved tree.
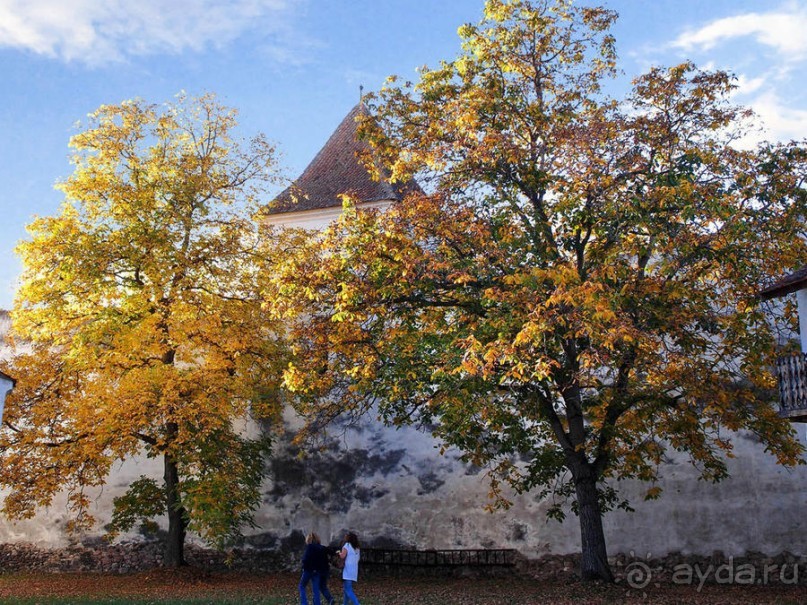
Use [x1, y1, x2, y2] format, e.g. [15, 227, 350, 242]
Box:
[2, 94, 286, 566]
[270, 0, 807, 582]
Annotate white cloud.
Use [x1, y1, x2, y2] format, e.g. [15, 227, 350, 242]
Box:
[749, 90, 807, 143]
[0, 0, 300, 65]
[672, 3, 807, 61]
[661, 3, 807, 146]
[734, 73, 767, 96]
[730, 90, 807, 149]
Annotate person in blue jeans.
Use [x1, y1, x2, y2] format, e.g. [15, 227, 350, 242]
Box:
[317, 539, 337, 605]
[300, 532, 329, 605]
[339, 532, 361, 605]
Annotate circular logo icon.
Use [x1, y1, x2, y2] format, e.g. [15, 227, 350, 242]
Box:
[626, 560, 651, 589]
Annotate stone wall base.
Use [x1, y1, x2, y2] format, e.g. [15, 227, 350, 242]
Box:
[520, 551, 806, 586]
[0, 541, 288, 574]
[0, 542, 804, 587]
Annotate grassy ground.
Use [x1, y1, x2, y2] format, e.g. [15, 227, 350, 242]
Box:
[0, 570, 804, 604]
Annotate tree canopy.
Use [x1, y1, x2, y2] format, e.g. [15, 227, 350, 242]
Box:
[2, 94, 286, 566]
[270, 0, 807, 582]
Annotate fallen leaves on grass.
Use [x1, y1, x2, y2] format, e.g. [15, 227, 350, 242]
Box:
[0, 570, 803, 604]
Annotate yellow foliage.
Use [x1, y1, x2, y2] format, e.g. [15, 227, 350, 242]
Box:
[2, 94, 288, 552]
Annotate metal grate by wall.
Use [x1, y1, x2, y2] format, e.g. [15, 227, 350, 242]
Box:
[360, 548, 516, 567]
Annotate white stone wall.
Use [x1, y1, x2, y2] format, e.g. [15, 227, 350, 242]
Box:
[252, 412, 807, 557]
[1, 228, 806, 558]
[0, 330, 804, 557]
[262, 200, 392, 231]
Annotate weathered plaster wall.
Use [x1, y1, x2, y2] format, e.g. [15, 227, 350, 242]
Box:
[0, 395, 804, 558]
[250, 412, 807, 558]
[0, 308, 805, 559]
[603, 428, 807, 557]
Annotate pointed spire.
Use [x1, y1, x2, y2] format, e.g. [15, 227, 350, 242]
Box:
[269, 104, 419, 215]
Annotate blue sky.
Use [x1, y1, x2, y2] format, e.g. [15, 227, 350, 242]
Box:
[0, 0, 805, 310]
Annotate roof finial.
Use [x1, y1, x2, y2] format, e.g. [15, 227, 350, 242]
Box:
[359, 84, 364, 104]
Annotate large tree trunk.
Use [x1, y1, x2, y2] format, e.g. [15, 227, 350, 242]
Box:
[573, 468, 614, 582]
[163, 452, 187, 567]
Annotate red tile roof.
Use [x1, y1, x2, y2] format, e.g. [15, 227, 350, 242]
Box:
[268, 104, 419, 214]
[759, 265, 807, 299]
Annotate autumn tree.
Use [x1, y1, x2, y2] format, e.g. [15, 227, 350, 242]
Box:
[270, 0, 807, 582]
[2, 94, 286, 567]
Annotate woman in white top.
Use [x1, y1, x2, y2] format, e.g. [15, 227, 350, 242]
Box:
[339, 531, 361, 605]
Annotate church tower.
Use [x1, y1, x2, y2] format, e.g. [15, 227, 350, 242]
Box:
[264, 104, 418, 230]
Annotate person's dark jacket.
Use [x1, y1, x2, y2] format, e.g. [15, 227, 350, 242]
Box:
[321, 545, 339, 574]
[302, 543, 330, 573]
